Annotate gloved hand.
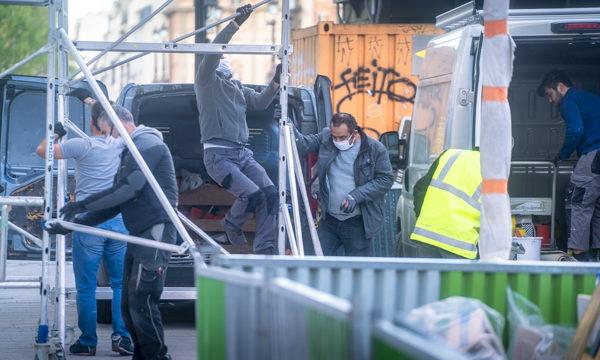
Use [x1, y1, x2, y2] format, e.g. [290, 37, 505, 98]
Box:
[54, 122, 67, 140]
[234, 4, 253, 26]
[44, 221, 72, 235]
[67, 87, 93, 103]
[340, 194, 357, 213]
[273, 63, 282, 85]
[552, 154, 561, 166]
[60, 201, 87, 221]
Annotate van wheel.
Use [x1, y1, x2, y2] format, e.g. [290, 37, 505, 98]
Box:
[97, 300, 112, 324]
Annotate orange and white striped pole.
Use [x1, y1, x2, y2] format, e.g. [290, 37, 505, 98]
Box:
[479, 0, 515, 260]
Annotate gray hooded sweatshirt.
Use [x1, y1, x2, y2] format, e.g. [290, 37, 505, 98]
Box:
[194, 21, 278, 145]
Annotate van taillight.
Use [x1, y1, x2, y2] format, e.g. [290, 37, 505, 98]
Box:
[551, 22, 600, 34]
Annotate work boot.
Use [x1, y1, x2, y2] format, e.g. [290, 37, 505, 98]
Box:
[111, 335, 134, 355]
[69, 340, 96, 356]
[222, 219, 247, 245]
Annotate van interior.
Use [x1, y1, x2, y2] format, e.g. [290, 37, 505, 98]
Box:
[509, 38, 600, 250]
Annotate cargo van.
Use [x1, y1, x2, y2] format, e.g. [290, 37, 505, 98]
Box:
[396, 3, 600, 256]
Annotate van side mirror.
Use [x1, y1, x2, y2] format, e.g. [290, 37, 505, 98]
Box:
[398, 117, 412, 170]
[379, 132, 400, 170]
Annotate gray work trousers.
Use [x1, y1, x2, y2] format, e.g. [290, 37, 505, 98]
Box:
[204, 147, 277, 254]
[568, 150, 600, 251]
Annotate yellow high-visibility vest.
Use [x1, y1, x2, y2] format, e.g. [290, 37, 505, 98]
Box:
[411, 149, 481, 259]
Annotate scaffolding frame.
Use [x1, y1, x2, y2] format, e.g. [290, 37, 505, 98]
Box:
[0, 0, 322, 357]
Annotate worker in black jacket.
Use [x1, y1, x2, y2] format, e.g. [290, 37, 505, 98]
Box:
[47, 104, 177, 360]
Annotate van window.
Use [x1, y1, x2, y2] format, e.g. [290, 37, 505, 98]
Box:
[410, 33, 461, 166]
[6, 91, 87, 175]
[410, 77, 452, 165]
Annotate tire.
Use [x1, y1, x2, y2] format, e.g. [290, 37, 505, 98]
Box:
[97, 300, 112, 324]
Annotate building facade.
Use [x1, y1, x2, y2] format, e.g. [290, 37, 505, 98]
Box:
[73, 0, 336, 97]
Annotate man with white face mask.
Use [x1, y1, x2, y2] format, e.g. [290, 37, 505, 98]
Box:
[194, 3, 281, 254]
[295, 112, 393, 256]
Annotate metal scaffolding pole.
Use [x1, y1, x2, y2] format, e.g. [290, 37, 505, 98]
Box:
[284, 124, 304, 256]
[60, 28, 199, 259]
[289, 125, 323, 256]
[277, 0, 290, 255]
[54, 0, 69, 349]
[71, 0, 275, 83]
[35, 0, 56, 355]
[70, 0, 175, 79]
[0, 45, 48, 80]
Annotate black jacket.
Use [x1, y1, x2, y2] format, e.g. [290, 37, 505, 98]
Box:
[78, 126, 178, 234]
[296, 128, 394, 238]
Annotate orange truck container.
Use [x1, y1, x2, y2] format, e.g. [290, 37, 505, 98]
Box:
[291, 21, 440, 138]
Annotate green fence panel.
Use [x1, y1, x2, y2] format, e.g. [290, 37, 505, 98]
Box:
[440, 271, 596, 327]
[197, 276, 227, 360]
[305, 310, 350, 360]
[372, 337, 412, 360]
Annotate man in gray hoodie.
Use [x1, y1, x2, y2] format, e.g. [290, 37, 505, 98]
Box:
[195, 4, 281, 254]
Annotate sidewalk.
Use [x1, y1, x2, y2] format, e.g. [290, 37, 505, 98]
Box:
[0, 260, 195, 359]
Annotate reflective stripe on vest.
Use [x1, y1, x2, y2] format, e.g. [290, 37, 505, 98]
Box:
[411, 149, 481, 259]
[412, 227, 478, 252]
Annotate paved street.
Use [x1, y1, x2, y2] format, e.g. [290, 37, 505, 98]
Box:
[0, 260, 196, 359]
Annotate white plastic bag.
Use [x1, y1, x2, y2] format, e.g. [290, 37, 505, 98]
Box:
[507, 288, 575, 360]
[404, 297, 507, 359]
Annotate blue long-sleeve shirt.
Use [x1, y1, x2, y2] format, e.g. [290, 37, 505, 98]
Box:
[558, 88, 600, 159]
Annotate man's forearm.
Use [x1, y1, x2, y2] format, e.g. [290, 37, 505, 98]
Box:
[195, 21, 240, 85]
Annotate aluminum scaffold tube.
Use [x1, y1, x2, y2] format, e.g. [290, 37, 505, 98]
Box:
[35, 0, 56, 353]
[60, 28, 199, 258]
[69, 0, 175, 79]
[71, 0, 275, 83]
[54, 0, 69, 348]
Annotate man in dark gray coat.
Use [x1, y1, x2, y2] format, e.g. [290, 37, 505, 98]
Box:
[296, 112, 394, 256]
[194, 4, 280, 254]
[47, 105, 177, 360]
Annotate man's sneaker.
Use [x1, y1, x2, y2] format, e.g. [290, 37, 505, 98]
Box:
[213, 232, 233, 245]
[69, 340, 96, 356]
[111, 335, 134, 356]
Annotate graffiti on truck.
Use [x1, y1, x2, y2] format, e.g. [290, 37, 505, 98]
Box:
[334, 59, 416, 113]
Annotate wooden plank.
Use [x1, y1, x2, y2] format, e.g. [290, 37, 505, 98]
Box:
[179, 184, 235, 206]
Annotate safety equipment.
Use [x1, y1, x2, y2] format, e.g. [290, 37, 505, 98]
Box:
[333, 136, 355, 151]
[340, 194, 357, 213]
[411, 149, 482, 259]
[60, 201, 87, 221]
[54, 122, 67, 140]
[44, 221, 72, 235]
[216, 57, 233, 79]
[233, 4, 253, 26]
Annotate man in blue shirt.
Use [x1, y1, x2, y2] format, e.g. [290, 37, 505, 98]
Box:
[538, 70, 600, 261]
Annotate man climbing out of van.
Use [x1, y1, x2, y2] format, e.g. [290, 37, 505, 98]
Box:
[194, 4, 281, 254]
[36, 99, 133, 356]
[46, 105, 177, 360]
[538, 70, 600, 262]
[294, 112, 393, 256]
[410, 149, 481, 259]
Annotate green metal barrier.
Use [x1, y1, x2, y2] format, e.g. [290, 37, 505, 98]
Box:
[440, 271, 596, 327]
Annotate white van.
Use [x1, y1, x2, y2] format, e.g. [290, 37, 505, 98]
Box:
[396, 2, 600, 256]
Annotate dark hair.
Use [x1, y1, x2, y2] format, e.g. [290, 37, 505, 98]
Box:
[537, 70, 573, 97]
[90, 100, 115, 130]
[331, 112, 358, 133]
[98, 104, 134, 126]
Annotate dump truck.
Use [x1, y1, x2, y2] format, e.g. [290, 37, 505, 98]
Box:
[396, 3, 600, 256]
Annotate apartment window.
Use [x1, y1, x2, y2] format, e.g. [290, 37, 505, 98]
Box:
[138, 6, 152, 22]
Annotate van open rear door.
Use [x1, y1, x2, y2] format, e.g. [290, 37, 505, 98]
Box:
[0, 75, 107, 257]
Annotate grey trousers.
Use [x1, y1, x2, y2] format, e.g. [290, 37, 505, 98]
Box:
[568, 150, 600, 251]
[410, 240, 464, 259]
[204, 147, 277, 254]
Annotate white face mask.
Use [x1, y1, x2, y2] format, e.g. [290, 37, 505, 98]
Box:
[334, 135, 355, 151]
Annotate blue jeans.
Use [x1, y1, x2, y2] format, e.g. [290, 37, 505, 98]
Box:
[318, 214, 372, 256]
[72, 214, 129, 346]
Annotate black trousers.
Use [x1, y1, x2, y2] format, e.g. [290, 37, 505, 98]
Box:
[122, 223, 175, 360]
